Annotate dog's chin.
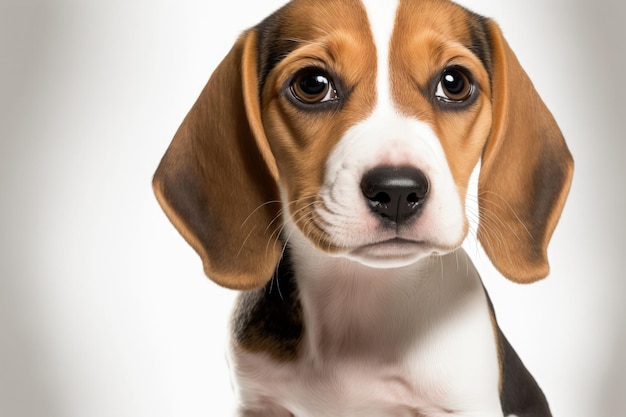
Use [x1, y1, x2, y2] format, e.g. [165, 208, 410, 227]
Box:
[341, 239, 438, 269]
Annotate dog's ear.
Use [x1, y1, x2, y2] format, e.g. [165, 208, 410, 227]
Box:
[477, 20, 574, 283]
[153, 30, 282, 290]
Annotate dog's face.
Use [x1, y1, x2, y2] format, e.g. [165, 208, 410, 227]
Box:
[261, 0, 492, 268]
[154, 0, 573, 289]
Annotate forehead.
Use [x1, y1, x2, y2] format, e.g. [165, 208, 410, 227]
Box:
[255, 0, 491, 87]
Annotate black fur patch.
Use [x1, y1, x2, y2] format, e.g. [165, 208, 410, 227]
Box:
[233, 249, 304, 361]
[466, 11, 494, 82]
[254, 4, 300, 101]
[498, 328, 553, 417]
[484, 290, 553, 416]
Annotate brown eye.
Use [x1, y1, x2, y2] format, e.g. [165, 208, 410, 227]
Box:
[291, 68, 338, 104]
[436, 67, 473, 102]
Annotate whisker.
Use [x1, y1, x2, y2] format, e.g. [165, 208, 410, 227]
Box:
[477, 190, 532, 240]
[467, 192, 528, 245]
[236, 225, 257, 258]
[268, 237, 290, 299]
[268, 222, 287, 255]
[476, 207, 516, 268]
[265, 195, 320, 255]
[265, 206, 287, 234]
[470, 194, 520, 246]
[438, 253, 445, 282]
[240, 200, 282, 229]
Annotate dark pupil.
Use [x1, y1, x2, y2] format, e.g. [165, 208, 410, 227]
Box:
[300, 74, 328, 96]
[443, 72, 465, 95]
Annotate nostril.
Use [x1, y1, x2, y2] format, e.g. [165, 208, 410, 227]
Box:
[408, 179, 429, 203]
[369, 192, 391, 205]
[407, 192, 420, 204]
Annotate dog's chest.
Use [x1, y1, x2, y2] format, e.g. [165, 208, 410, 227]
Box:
[230, 251, 504, 416]
[234, 352, 444, 416]
[232, 328, 503, 417]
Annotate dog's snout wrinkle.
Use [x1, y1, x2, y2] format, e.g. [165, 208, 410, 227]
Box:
[360, 166, 430, 225]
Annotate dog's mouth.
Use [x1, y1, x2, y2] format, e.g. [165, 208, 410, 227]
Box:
[285, 190, 465, 269]
[346, 238, 435, 268]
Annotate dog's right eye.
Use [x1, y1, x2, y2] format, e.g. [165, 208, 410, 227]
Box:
[290, 68, 338, 105]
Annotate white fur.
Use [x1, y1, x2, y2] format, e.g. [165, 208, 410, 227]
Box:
[360, 0, 398, 109]
[230, 1, 502, 416]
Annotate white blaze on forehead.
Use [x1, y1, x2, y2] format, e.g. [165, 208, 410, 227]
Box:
[360, 0, 400, 112]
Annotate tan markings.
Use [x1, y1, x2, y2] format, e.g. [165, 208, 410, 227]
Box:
[477, 21, 573, 283]
[260, 0, 378, 249]
[391, 0, 492, 200]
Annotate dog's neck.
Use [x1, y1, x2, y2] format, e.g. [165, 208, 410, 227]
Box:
[284, 225, 485, 362]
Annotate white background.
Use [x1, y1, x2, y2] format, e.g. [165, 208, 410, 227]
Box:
[0, 0, 624, 416]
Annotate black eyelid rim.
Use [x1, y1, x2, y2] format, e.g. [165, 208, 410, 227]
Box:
[282, 65, 348, 111]
[431, 64, 480, 110]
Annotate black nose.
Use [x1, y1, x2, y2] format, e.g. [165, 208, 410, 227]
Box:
[360, 166, 430, 224]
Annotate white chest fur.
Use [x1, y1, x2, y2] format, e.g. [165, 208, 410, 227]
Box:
[229, 245, 505, 417]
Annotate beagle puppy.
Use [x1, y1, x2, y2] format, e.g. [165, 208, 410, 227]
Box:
[153, 0, 573, 415]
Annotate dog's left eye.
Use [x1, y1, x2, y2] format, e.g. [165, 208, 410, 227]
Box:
[290, 68, 338, 105]
[435, 67, 474, 103]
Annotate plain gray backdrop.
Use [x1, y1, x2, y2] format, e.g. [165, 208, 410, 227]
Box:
[1, 0, 624, 416]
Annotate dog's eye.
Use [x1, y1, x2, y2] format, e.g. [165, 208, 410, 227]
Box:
[291, 69, 338, 105]
[435, 67, 474, 103]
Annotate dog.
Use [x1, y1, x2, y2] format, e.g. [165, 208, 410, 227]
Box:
[153, 0, 573, 415]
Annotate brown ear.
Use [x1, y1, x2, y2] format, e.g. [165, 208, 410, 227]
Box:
[477, 21, 574, 283]
[153, 30, 282, 290]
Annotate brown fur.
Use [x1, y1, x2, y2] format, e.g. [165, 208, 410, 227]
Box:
[153, 32, 281, 289]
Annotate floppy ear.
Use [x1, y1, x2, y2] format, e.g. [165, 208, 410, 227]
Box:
[153, 30, 282, 290]
[477, 21, 574, 283]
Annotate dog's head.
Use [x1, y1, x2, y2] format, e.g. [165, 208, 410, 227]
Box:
[153, 0, 573, 289]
